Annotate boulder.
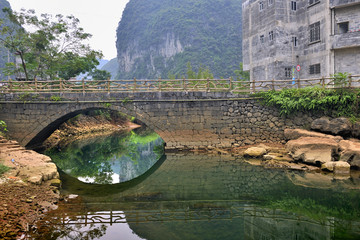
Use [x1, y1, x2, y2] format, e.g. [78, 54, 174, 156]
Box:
[284, 129, 343, 142]
[339, 140, 360, 168]
[311, 117, 330, 133]
[311, 117, 352, 137]
[321, 161, 350, 174]
[244, 147, 267, 157]
[329, 117, 352, 136]
[286, 137, 338, 164]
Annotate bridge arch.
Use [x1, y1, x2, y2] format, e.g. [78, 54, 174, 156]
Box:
[0, 92, 315, 149]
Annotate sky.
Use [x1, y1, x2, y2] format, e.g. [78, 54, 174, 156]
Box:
[7, 0, 130, 60]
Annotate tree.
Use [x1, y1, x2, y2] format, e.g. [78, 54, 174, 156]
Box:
[0, 8, 102, 81]
[234, 62, 250, 81]
[87, 69, 111, 80]
[186, 62, 214, 79]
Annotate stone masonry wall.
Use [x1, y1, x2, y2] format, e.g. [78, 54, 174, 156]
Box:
[0, 92, 320, 149]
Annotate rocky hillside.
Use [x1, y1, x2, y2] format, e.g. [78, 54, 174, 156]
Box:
[0, 0, 12, 79]
[115, 0, 243, 79]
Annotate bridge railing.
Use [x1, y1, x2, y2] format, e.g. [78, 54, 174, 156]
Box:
[0, 74, 359, 94]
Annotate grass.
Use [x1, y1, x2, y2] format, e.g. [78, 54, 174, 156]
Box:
[0, 162, 10, 176]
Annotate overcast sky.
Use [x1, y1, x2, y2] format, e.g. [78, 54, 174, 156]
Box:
[7, 0, 130, 60]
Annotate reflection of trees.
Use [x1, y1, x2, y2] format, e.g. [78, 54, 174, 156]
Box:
[45, 129, 164, 184]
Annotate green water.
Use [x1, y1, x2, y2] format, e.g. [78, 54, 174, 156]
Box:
[31, 130, 360, 239]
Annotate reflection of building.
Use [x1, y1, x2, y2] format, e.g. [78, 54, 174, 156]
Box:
[242, 0, 360, 81]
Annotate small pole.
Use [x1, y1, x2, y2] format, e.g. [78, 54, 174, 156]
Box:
[133, 77, 137, 91]
[158, 78, 162, 91]
[252, 79, 255, 93]
[297, 78, 301, 89]
[59, 79, 63, 93]
[82, 78, 85, 95]
[348, 74, 352, 88]
[271, 78, 275, 91]
[207, 78, 210, 92]
[183, 78, 186, 91]
[35, 78, 38, 93]
[229, 77, 233, 92]
[107, 78, 110, 94]
[321, 76, 325, 89]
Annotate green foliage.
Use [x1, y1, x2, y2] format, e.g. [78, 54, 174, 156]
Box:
[185, 62, 214, 79]
[0, 120, 7, 135]
[331, 72, 350, 87]
[256, 87, 360, 117]
[269, 196, 359, 221]
[88, 69, 111, 80]
[0, 162, 10, 175]
[0, 8, 102, 80]
[46, 130, 164, 184]
[50, 95, 62, 102]
[234, 62, 249, 81]
[116, 0, 242, 79]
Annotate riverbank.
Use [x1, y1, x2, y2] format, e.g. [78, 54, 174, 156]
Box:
[0, 113, 139, 239]
[0, 135, 60, 239]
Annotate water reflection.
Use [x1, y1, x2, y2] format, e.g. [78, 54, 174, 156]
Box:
[45, 128, 164, 184]
[34, 136, 360, 239]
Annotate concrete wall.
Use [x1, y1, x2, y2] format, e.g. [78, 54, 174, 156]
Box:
[0, 92, 319, 149]
[243, 0, 360, 81]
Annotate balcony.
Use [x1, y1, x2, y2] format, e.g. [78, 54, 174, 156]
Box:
[331, 0, 360, 8]
[332, 31, 360, 49]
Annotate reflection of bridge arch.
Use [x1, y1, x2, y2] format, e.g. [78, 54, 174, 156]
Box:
[42, 201, 339, 240]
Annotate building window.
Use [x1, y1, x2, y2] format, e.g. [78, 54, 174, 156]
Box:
[285, 67, 292, 78]
[309, 21, 320, 43]
[260, 35, 265, 43]
[259, 1, 264, 11]
[309, 0, 320, 6]
[291, 1, 297, 11]
[268, 0, 274, 6]
[309, 63, 321, 74]
[269, 31, 274, 41]
[292, 36, 298, 47]
[338, 22, 349, 34]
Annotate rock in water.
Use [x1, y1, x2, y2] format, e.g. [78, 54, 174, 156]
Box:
[244, 147, 267, 157]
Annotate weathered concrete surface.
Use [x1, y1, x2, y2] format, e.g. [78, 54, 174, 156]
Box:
[0, 92, 321, 150]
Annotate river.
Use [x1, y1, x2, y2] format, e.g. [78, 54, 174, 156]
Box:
[28, 128, 360, 239]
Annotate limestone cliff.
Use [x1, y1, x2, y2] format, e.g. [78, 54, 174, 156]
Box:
[115, 0, 243, 79]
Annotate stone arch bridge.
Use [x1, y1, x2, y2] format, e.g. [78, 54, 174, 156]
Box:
[0, 91, 313, 149]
